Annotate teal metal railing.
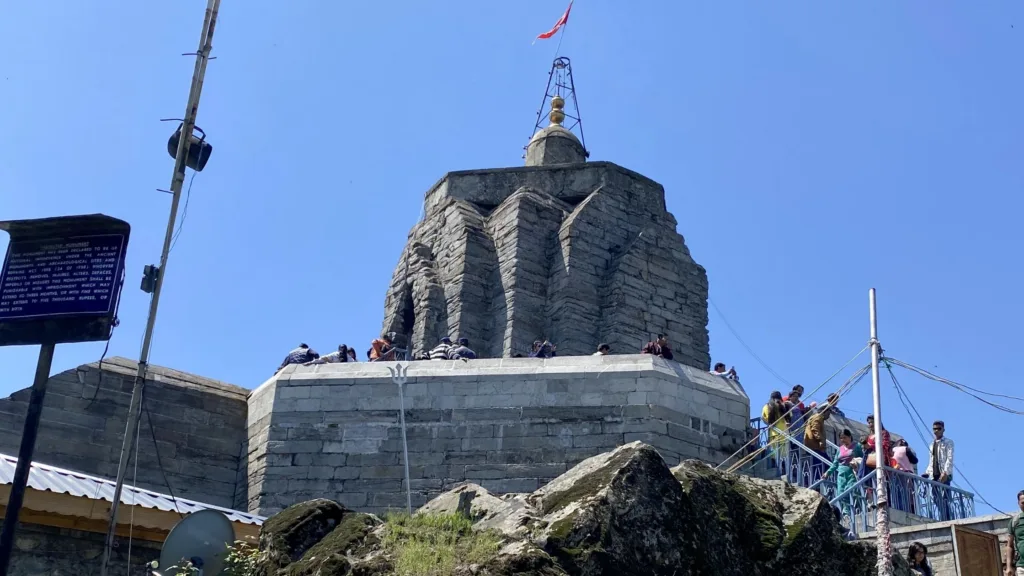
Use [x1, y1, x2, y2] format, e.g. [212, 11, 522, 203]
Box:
[748, 417, 975, 536]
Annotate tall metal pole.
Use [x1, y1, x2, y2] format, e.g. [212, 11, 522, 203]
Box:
[388, 364, 413, 514]
[0, 343, 55, 576]
[99, 2, 221, 576]
[869, 288, 892, 576]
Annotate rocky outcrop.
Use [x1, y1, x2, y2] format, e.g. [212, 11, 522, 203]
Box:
[254, 442, 909, 576]
[379, 162, 710, 366]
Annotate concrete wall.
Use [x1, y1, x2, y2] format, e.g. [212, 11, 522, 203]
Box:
[859, 514, 1013, 576]
[244, 354, 750, 516]
[0, 357, 249, 509]
[5, 522, 159, 576]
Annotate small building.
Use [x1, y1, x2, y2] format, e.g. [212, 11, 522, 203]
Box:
[860, 514, 1013, 575]
[0, 452, 263, 576]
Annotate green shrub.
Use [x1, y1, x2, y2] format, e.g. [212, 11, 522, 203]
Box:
[223, 541, 260, 576]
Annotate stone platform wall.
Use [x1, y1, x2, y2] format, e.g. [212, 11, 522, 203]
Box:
[244, 355, 750, 517]
[0, 357, 249, 509]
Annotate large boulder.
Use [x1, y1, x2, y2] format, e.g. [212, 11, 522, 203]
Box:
[253, 442, 910, 576]
[531, 443, 692, 575]
[256, 498, 381, 576]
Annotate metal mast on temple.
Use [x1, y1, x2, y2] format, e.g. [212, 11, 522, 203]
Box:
[526, 57, 589, 158]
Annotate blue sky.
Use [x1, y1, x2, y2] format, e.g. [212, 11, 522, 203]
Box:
[2, 2, 1022, 514]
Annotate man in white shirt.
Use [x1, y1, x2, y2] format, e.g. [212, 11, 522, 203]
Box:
[710, 362, 738, 380]
[923, 419, 955, 521]
[593, 343, 610, 356]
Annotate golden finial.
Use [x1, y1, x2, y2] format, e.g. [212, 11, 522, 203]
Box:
[549, 95, 566, 126]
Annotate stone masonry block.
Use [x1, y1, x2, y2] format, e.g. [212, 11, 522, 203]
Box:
[360, 466, 408, 479]
[572, 433, 624, 449]
[464, 464, 507, 480]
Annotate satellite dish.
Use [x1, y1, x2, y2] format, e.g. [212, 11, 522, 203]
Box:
[157, 510, 236, 576]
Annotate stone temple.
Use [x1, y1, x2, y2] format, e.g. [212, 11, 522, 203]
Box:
[243, 96, 751, 515]
[0, 95, 765, 524]
[381, 95, 711, 367]
[0, 73, 991, 576]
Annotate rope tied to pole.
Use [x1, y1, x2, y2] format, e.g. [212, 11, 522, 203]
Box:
[715, 344, 870, 472]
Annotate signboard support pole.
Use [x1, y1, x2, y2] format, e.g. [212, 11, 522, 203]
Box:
[99, 2, 220, 576]
[0, 343, 55, 576]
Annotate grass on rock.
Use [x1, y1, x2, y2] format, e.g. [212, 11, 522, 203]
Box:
[383, 512, 503, 576]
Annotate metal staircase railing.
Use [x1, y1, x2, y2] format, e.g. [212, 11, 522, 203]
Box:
[747, 417, 975, 537]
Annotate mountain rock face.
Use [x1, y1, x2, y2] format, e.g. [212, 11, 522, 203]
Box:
[255, 442, 909, 576]
[379, 162, 710, 367]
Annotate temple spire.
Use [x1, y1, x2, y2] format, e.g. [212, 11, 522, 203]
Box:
[525, 57, 589, 166]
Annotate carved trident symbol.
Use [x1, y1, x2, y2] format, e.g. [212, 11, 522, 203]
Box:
[387, 363, 412, 514]
[387, 363, 408, 387]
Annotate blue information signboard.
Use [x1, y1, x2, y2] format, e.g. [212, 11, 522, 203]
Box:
[0, 234, 127, 321]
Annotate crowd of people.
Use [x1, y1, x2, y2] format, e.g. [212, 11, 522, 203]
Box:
[274, 333, 741, 381]
[760, 387, 960, 522]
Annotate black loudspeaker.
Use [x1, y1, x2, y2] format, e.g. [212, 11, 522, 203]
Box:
[167, 125, 213, 172]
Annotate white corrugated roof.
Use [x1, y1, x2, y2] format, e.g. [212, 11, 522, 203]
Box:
[0, 453, 264, 525]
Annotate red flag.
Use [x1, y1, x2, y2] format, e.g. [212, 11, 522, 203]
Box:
[536, 1, 573, 41]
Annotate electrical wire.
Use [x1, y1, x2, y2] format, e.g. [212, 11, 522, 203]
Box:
[83, 265, 126, 410]
[726, 359, 870, 472]
[141, 386, 185, 518]
[727, 362, 871, 473]
[884, 362, 931, 448]
[709, 298, 793, 388]
[168, 168, 197, 254]
[716, 344, 870, 471]
[126, 417, 141, 569]
[888, 359, 1024, 402]
[884, 359, 1007, 515]
[886, 358, 1024, 415]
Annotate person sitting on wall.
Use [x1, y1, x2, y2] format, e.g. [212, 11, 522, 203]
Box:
[530, 340, 556, 358]
[710, 362, 739, 380]
[429, 337, 453, 360]
[593, 343, 611, 356]
[368, 334, 396, 362]
[347, 347, 359, 362]
[278, 343, 319, 372]
[450, 338, 477, 360]
[306, 344, 350, 365]
[641, 334, 674, 360]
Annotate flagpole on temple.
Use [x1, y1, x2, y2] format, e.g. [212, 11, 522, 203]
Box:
[552, 2, 571, 58]
[868, 288, 893, 576]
